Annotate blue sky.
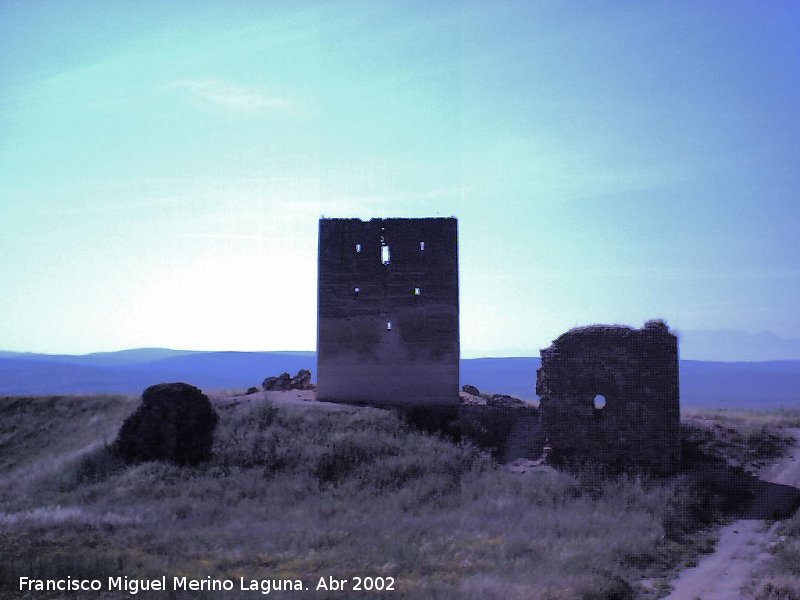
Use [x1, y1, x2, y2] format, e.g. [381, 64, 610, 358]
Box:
[1, 1, 799, 357]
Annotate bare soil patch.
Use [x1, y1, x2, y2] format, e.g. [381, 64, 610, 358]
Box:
[666, 428, 800, 599]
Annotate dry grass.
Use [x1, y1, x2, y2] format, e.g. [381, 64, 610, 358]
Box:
[755, 508, 800, 599]
[683, 408, 800, 599]
[681, 408, 799, 475]
[0, 397, 796, 599]
[682, 407, 800, 429]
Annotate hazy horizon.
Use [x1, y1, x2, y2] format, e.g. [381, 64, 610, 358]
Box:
[4, 327, 800, 362]
[2, 2, 798, 356]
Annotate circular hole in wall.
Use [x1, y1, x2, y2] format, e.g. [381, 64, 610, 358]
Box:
[593, 394, 607, 410]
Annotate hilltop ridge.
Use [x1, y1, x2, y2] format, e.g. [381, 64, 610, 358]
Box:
[1, 349, 799, 409]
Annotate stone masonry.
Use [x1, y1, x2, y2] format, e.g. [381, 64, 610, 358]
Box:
[536, 320, 680, 474]
[316, 217, 459, 406]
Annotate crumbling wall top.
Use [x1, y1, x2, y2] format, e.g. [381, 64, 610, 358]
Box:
[549, 319, 672, 344]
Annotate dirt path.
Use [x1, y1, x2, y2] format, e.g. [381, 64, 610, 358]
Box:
[664, 428, 800, 599]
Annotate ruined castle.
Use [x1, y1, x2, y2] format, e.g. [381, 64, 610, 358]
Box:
[316, 217, 680, 473]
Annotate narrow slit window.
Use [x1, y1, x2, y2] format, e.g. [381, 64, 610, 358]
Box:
[381, 245, 391, 265]
[355, 243, 362, 253]
[386, 321, 392, 331]
[419, 241, 425, 251]
[413, 287, 421, 296]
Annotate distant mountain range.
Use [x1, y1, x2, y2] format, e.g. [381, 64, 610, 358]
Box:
[677, 329, 800, 362]
[1, 348, 799, 409]
[0, 350, 314, 396]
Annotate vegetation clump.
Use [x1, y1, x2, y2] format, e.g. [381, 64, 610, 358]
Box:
[114, 382, 218, 466]
[758, 507, 800, 599]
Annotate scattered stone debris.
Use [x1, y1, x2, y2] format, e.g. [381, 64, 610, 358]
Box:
[461, 384, 480, 396]
[487, 394, 524, 408]
[114, 382, 218, 465]
[262, 369, 314, 391]
[459, 391, 485, 405]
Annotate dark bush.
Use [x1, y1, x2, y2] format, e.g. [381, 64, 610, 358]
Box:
[114, 382, 218, 465]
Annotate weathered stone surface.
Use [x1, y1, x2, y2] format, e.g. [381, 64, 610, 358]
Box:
[536, 320, 680, 474]
[262, 369, 314, 391]
[459, 391, 484, 405]
[317, 217, 459, 407]
[462, 384, 480, 396]
[263, 373, 289, 391]
[291, 369, 312, 389]
[487, 394, 524, 408]
[458, 405, 545, 462]
[115, 382, 218, 465]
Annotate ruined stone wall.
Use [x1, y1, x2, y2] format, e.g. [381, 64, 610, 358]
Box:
[536, 320, 680, 474]
[317, 217, 459, 406]
[458, 405, 545, 462]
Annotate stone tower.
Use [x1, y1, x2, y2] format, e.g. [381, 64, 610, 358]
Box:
[316, 217, 459, 406]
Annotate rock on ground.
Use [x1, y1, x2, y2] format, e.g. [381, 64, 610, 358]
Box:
[262, 369, 314, 391]
[461, 384, 480, 396]
[114, 382, 218, 465]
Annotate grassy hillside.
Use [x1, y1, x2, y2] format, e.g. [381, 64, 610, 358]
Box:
[761, 508, 800, 599]
[1, 396, 799, 599]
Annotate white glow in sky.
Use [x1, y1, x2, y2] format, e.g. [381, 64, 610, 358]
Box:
[1, 1, 799, 356]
